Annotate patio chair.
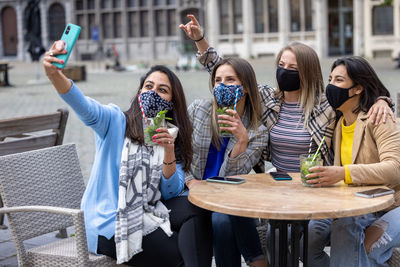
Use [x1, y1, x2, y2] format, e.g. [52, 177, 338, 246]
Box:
[0, 144, 125, 266]
[0, 108, 68, 233]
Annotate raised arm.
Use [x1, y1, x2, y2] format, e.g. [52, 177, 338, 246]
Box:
[43, 41, 71, 94]
[179, 14, 209, 54]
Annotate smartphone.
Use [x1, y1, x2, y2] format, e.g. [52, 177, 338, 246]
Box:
[206, 176, 246, 184]
[270, 171, 292, 181]
[355, 188, 394, 198]
[53, 23, 81, 69]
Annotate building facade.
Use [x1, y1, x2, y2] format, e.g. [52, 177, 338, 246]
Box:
[205, 0, 400, 59]
[0, 0, 72, 61]
[0, 0, 399, 62]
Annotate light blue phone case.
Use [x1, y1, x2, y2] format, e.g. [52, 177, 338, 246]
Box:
[53, 23, 81, 69]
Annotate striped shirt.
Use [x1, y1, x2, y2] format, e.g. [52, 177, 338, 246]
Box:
[270, 101, 317, 172]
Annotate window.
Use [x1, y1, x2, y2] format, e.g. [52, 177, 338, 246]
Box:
[233, 0, 243, 34]
[167, 9, 176, 36]
[128, 0, 138, 7]
[48, 3, 66, 41]
[167, 0, 175, 5]
[155, 10, 166, 36]
[268, 0, 278, 32]
[88, 13, 95, 39]
[102, 13, 112, 38]
[75, 0, 83, 10]
[140, 11, 149, 37]
[304, 0, 313, 31]
[254, 0, 264, 33]
[77, 14, 86, 38]
[372, 5, 393, 35]
[113, 0, 121, 8]
[87, 0, 95, 9]
[220, 0, 229, 34]
[140, 0, 148, 6]
[113, 12, 122, 37]
[290, 0, 300, 32]
[154, 0, 164, 5]
[101, 0, 112, 9]
[128, 12, 139, 37]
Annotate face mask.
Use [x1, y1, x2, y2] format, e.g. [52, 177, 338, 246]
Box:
[139, 90, 173, 118]
[276, 66, 300, 92]
[325, 83, 357, 109]
[213, 83, 244, 107]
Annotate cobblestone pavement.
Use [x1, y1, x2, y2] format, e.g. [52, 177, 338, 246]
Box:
[0, 57, 399, 266]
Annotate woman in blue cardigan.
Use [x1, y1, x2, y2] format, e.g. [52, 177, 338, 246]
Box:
[43, 41, 212, 267]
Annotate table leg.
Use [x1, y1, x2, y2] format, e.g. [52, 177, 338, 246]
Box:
[269, 219, 310, 267]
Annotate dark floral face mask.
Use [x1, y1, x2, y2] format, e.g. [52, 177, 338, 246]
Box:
[213, 83, 244, 107]
[139, 90, 173, 118]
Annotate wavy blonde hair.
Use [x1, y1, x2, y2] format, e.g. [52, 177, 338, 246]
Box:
[275, 42, 324, 127]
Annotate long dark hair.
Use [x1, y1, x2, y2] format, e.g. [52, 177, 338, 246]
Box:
[124, 65, 193, 172]
[330, 56, 390, 113]
[209, 58, 261, 147]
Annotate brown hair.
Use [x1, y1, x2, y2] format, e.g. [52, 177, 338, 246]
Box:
[209, 58, 261, 147]
[275, 42, 324, 127]
[124, 65, 193, 172]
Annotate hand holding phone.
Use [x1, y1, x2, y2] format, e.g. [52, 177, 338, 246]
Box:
[355, 188, 394, 198]
[206, 176, 246, 184]
[270, 172, 292, 181]
[52, 23, 81, 69]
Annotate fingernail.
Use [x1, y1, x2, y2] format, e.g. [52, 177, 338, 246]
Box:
[156, 129, 160, 132]
[152, 135, 157, 139]
[64, 49, 67, 53]
[60, 60, 64, 64]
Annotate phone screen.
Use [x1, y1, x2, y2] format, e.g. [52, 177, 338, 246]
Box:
[270, 172, 292, 180]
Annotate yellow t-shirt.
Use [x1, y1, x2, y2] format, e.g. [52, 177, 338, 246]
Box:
[341, 119, 356, 184]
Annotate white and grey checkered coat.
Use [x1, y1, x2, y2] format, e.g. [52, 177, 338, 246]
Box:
[185, 99, 269, 182]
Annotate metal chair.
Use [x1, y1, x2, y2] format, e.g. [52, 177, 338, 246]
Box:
[0, 144, 124, 266]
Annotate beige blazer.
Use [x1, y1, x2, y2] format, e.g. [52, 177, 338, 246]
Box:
[333, 112, 400, 208]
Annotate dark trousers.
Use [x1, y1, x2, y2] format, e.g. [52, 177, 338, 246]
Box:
[97, 196, 213, 267]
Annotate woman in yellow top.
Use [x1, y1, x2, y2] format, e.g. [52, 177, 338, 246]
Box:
[306, 56, 400, 267]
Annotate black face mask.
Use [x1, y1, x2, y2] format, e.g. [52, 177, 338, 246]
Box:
[276, 66, 300, 92]
[326, 83, 357, 109]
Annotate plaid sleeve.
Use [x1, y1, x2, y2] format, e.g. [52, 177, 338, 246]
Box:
[220, 125, 269, 176]
[196, 47, 223, 73]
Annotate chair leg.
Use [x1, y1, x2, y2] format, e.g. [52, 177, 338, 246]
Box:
[0, 196, 8, 229]
[56, 228, 68, 238]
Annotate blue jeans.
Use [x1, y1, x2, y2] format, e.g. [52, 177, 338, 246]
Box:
[212, 212, 264, 267]
[308, 207, 400, 267]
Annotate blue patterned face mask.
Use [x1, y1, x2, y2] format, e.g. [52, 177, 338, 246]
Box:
[213, 83, 244, 107]
[139, 90, 173, 118]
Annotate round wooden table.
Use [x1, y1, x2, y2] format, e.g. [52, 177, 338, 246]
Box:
[188, 173, 395, 267]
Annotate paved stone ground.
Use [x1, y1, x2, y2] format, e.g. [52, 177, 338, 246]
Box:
[0, 56, 398, 266]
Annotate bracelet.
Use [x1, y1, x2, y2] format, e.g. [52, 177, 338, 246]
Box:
[163, 159, 176, 165]
[194, 35, 204, 42]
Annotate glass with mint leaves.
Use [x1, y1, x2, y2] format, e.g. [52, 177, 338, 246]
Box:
[300, 153, 323, 186]
[300, 136, 326, 186]
[216, 106, 233, 137]
[143, 110, 172, 146]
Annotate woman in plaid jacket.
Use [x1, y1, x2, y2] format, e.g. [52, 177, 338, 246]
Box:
[184, 56, 269, 267]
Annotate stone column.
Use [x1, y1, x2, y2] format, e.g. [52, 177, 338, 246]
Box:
[363, 0, 373, 58]
[206, 0, 219, 48]
[16, 2, 25, 61]
[394, 0, 400, 55]
[314, 0, 328, 57]
[278, 0, 289, 47]
[353, 0, 364, 56]
[242, 0, 253, 59]
[40, 0, 49, 49]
